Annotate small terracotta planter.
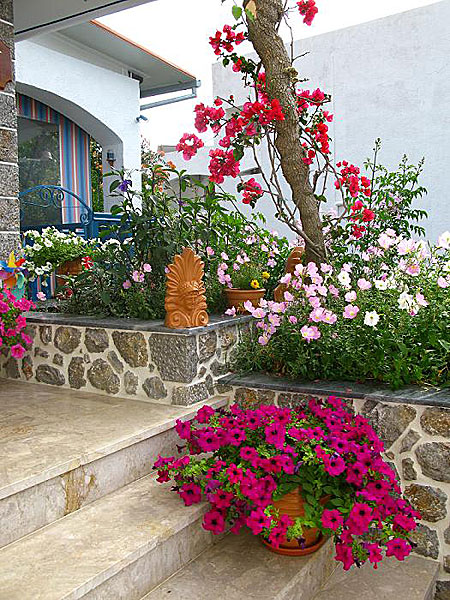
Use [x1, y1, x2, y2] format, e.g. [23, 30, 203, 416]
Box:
[262, 487, 328, 556]
[56, 258, 83, 286]
[225, 287, 266, 314]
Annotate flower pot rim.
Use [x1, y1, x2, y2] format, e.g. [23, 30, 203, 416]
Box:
[225, 287, 266, 292]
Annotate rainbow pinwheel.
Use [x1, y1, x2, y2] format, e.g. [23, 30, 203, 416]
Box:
[0, 252, 26, 299]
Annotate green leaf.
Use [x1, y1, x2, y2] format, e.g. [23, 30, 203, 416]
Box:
[232, 5, 242, 20]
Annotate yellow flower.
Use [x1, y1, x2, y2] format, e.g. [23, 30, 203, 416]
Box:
[250, 279, 260, 289]
[262, 271, 270, 280]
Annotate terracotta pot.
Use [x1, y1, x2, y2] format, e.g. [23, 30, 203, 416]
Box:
[56, 258, 83, 286]
[262, 487, 328, 557]
[225, 287, 266, 314]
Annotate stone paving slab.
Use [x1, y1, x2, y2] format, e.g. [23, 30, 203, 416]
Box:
[0, 378, 226, 499]
[26, 311, 252, 335]
[220, 373, 450, 408]
[145, 531, 336, 600]
[0, 476, 213, 600]
[313, 554, 438, 600]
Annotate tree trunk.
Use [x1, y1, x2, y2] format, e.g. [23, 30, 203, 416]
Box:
[247, 0, 326, 263]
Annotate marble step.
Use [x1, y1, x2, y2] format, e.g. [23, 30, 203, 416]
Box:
[144, 531, 336, 600]
[0, 378, 227, 548]
[0, 474, 215, 600]
[313, 553, 439, 600]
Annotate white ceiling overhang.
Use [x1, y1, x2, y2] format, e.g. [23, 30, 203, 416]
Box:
[14, 0, 157, 40]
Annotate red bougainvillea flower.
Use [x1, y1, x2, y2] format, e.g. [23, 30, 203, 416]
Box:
[297, 0, 318, 25]
[176, 133, 204, 161]
[240, 178, 263, 205]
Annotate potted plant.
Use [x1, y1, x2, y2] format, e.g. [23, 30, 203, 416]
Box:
[154, 397, 419, 567]
[219, 253, 269, 313]
[23, 227, 96, 288]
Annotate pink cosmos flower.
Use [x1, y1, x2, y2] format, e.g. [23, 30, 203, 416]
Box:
[345, 290, 357, 303]
[132, 270, 144, 283]
[438, 276, 449, 288]
[343, 304, 359, 319]
[225, 307, 236, 316]
[397, 238, 416, 255]
[284, 291, 294, 302]
[288, 315, 298, 324]
[258, 335, 269, 346]
[10, 343, 25, 359]
[300, 325, 321, 342]
[36, 291, 47, 301]
[122, 279, 131, 290]
[415, 292, 428, 307]
[143, 263, 152, 273]
[206, 246, 215, 256]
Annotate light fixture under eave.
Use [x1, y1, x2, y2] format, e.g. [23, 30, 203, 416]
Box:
[106, 150, 116, 167]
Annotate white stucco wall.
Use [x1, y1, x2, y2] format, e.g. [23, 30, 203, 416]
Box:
[169, 0, 450, 243]
[15, 35, 142, 208]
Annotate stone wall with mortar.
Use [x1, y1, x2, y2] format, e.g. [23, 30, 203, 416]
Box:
[222, 377, 450, 600]
[0, 314, 250, 406]
[0, 0, 20, 260]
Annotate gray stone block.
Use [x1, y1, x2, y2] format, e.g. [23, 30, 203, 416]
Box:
[68, 357, 86, 390]
[402, 458, 417, 481]
[142, 377, 167, 400]
[87, 359, 120, 395]
[0, 0, 14, 23]
[420, 407, 450, 437]
[148, 334, 198, 383]
[404, 483, 447, 522]
[0, 197, 19, 231]
[85, 328, 109, 353]
[0, 21, 14, 57]
[410, 523, 439, 559]
[54, 326, 81, 354]
[36, 365, 65, 386]
[0, 94, 16, 129]
[400, 429, 421, 453]
[0, 128, 17, 162]
[0, 162, 18, 197]
[112, 331, 148, 367]
[0, 232, 20, 260]
[416, 442, 450, 483]
[364, 403, 416, 449]
[124, 371, 138, 395]
[171, 382, 209, 406]
[198, 330, 217, 362]
[107, 350, 123, 374]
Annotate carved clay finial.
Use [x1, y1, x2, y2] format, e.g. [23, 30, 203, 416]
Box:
[273, 246, 305, 302]
[165, 247, 209, 329]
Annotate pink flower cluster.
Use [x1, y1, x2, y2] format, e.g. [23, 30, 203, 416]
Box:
[0, 289, 35, 358]
[176, 133, 204, 161]
[154, 397, 419, 569]
[209, 24, 246, 56]
[297, 0, 318, 26]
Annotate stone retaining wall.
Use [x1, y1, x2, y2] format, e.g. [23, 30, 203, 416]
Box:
[0, 313, 249, 406]
[221, 375, 450, 599]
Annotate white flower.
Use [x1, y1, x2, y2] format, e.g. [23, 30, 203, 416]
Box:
[398, 291, 413, 310]
[437, 231, 450, 250]
[364, 311, 380, 327]
[374, 279, 388, 290]
[337, 270, 351, 289]
[33, 243, 42, 252]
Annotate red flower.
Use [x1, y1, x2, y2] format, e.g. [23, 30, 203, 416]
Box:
[176, 133, 204, 161]
[203, 510, 226, 534]
[81, 256, 93, 269]
[297, 0, 318, 26]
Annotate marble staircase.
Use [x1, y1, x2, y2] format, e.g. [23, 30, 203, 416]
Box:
[0, 379, 441, 599]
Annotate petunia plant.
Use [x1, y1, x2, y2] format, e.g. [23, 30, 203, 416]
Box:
[0, 289, 35, 358]
[154, 397, 419, 570]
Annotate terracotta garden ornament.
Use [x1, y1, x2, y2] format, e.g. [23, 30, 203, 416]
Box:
[165, 247, 209, 329]
[273, 246, 305, 302]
